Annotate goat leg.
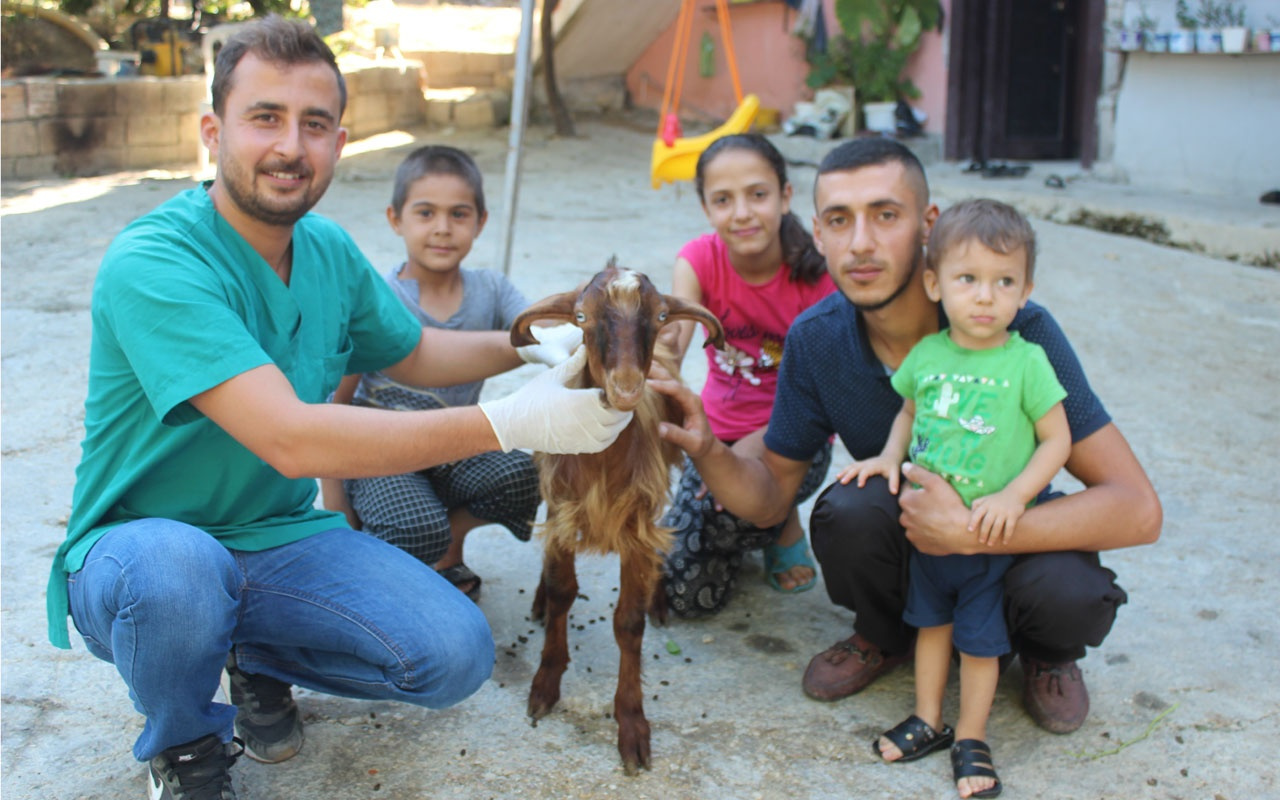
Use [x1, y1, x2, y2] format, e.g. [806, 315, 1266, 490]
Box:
[613, 547, 660, 775]
[528, 542, 577, 721]
[646, 573, 669, 627]
[531, 577, 548, 624]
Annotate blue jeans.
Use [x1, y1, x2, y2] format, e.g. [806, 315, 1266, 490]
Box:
[67, 519, 494, 762]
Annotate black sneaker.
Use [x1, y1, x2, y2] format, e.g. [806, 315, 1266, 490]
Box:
[148, 733, 241, 800]
[220, 652, 303, 763]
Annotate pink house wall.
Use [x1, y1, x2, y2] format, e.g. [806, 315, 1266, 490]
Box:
[624, 0, 949, 135]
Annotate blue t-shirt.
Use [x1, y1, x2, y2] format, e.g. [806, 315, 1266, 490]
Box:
[47, 185, 421, 648]
[765, 294, 1109, 465]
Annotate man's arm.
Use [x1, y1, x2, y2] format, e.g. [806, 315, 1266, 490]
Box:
[192, 364, 502, 480]
[192, 348, 632, 480]
[381, 327, 523, 389]
[652, 377, 809, 527]
[900, 422, 1161, 556]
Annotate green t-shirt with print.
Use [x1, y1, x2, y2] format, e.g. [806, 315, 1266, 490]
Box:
[891, 330, 1067, 508]
[47, 185, 421, 649]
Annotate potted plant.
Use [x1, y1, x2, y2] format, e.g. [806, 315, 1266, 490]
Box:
[801, 0, 942, 134]
[1172, 0, 1198, 52]
[1135, 4, 1164, 51]
[1219, 3, 1249, 52]
[1252, 16, 1275, 51]
[1193, 0, 1234, 52]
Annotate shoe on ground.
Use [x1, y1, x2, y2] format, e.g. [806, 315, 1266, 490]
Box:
[802, 632, 910, 701]
[148, 733, 241, 800]
[1021, 655, 1089, 734]
[221, 652, 304, 763]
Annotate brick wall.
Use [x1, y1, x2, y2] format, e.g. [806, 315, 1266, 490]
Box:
[339, 60, 428, 142]
[0, 63, 427, 181]
[1, 76, 205, 180]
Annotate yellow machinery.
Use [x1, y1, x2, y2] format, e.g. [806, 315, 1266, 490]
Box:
[131, 18, 198, 77]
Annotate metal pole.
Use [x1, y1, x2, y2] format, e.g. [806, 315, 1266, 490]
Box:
[499, 0, 537, 277]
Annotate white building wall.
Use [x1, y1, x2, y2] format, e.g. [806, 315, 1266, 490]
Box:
[1112, 53, 1280, 196]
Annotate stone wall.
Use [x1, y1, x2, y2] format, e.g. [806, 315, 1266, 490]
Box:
[338, 59, 428, 142]
[1, 75, 204, 180]
[0, 63, 427, 181]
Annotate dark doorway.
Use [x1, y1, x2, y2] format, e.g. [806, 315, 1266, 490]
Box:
[945, 0, 1104, 165]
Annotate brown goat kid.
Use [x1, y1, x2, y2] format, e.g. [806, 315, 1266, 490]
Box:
[510, 261, 725, 775]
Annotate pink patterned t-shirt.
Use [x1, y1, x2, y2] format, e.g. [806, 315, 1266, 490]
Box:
[681, 233, 836, 441]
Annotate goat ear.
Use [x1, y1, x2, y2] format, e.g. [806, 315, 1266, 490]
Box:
[510, 290, 580, 347]
[663, 296, 727, 351]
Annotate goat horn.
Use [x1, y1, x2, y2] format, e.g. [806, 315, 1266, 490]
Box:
[663, 295, 727, 351]
[510, 290, 581, 347]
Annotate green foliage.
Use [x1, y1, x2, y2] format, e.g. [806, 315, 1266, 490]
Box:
[56, 0, 308, 27]
[1135, 3, 1158, 32]
[1177, 0, 1249, 29]
[803, 0, 942, 103]
[1175, 0, 1198, 29]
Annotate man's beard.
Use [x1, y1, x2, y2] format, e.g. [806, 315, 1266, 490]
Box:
[849, 245, 924, 313]
[220, 158, 327, 227]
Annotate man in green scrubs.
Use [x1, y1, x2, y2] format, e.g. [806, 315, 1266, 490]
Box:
[47, 16, 630, 800]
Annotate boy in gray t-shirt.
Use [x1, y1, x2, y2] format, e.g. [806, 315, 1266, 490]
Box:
[322, 146, 576, 601]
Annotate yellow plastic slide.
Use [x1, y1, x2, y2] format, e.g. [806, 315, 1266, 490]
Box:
[650, 94, 760, 189]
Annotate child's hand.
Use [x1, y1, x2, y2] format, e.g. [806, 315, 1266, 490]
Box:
[835, 457, 902, 493]
[968, 489, 1027, 545]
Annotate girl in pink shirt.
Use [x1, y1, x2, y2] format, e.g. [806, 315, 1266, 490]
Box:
[662, 134, 836, 617]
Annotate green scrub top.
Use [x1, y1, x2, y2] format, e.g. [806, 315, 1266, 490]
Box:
[47, 185, 421, 648]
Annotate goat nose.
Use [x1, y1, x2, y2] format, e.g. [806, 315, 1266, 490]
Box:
[605, 369, 646, 412]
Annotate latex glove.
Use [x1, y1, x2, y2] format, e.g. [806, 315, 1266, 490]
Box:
[480, 346, 632, 453]
[516, 323, 584, 367]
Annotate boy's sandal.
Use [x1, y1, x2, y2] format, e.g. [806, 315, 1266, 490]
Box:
[871, 714, 955, 763]
[951, 738, 1002, 798]
[437, 562, 482, 603]
[762, 537, 818, 594]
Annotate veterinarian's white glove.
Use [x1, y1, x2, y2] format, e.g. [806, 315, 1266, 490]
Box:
[480, 346, 632, 453]
[516, 323, 583, 367]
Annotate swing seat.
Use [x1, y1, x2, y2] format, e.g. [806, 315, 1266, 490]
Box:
[650, 93, 760, 189]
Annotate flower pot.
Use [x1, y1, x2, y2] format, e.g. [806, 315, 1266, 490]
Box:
[1195, 28, 1221, 52]
[1252, 29, 1271, 52]
[1144, 32, 1169, 52]
[1169, 29, 1196, 53]
[1221, 26, 1247, 53]
[1116, 28, 1142, 51]
[862, 101, 897, 134]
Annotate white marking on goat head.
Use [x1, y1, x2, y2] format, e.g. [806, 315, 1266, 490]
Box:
[510, 260, 727, 413]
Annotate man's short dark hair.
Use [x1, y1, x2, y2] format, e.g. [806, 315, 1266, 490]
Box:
[210, 15, 347, 118]
[816, 138, 930, 208]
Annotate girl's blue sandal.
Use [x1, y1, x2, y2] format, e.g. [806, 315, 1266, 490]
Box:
[763, 537, 818, 593]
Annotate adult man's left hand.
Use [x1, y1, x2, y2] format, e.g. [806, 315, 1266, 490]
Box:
[899, 462, 974, 556]
[517, 323, 583, 367]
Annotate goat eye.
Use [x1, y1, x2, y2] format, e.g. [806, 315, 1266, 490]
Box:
[575, 311, 586, 323]
[657, 311, 668, 322]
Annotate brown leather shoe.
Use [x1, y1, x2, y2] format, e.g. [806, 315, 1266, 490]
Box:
[1021, 656, 1089, 734]
[802, 633, 910, 701]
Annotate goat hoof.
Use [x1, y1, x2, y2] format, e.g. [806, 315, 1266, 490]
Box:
[617, 721, 652, 775]
[527, 693, 558, 721]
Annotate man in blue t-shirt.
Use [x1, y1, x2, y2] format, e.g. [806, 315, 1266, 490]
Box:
[49, 17, 631, 800]
[654, 138, 1161, 736]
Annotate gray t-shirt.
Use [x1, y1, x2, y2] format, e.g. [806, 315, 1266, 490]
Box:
[353, 264, 528, 409]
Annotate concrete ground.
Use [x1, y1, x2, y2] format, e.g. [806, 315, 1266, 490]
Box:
[3, 117, 1278, 800]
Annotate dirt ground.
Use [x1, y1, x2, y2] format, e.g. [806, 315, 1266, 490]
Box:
[3, 117, 1280, 799]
